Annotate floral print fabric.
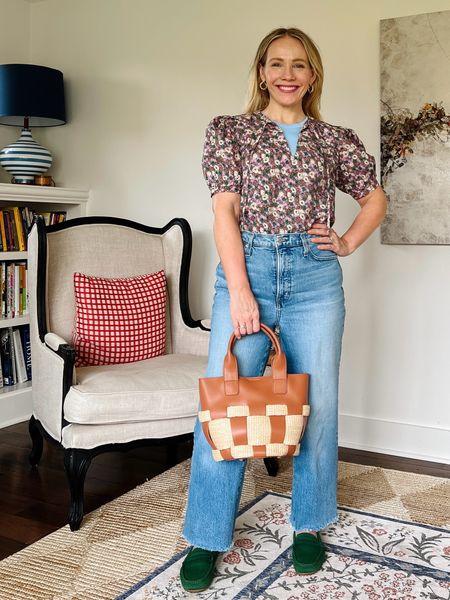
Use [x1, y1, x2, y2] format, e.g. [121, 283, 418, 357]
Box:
[202, 111, 380, 233]
[118, 491, 450, 599]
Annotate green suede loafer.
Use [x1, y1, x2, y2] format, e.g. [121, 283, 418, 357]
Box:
[180, 547, 219, 592]
[292, 531, 326, 575]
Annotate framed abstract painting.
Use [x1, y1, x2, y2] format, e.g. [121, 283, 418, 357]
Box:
[380, 10, 450, 245]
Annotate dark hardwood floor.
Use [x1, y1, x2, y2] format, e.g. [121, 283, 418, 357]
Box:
[0, 420, 448, 560]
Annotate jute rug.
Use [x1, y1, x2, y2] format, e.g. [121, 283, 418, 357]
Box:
[0, 459, 449, 600]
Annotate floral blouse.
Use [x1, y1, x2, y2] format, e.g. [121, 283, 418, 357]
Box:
[201, 111, 380, 233]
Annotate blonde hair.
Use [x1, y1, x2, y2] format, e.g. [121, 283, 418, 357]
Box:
[245, 27, 323, 120]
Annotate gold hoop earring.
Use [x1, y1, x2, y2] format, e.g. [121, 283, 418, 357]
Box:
[308, 83, 315, 93]
[259, 80, 268, 90]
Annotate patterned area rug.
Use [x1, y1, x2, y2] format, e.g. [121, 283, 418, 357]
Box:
[117, 491, 450, 599]
[0, 459, 449, 599]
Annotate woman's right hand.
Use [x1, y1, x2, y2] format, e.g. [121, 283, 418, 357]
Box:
[229, 286, 260, 339]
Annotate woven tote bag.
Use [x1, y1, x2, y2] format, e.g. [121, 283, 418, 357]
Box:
[198, 323, 310, 461]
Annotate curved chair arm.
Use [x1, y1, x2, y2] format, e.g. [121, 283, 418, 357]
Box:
[45, 332, 71, 352]
[32, 332, 76, 441]
[44, 333, 76, 393]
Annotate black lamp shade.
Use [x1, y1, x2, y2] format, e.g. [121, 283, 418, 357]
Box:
[0, 64, 66, 127]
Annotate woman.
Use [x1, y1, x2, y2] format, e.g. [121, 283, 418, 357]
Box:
[180, 27, 387, 592]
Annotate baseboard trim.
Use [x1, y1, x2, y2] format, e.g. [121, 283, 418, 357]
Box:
[0, 413, 32, 429]
[339, 412, 449, 464]
[339, 440, 447, 464]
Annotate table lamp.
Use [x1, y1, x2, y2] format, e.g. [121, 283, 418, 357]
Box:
[0, 64, 66, 184]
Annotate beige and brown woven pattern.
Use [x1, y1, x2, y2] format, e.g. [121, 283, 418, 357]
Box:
[199, 403, 310, 461]
[0, 459, 448, 600]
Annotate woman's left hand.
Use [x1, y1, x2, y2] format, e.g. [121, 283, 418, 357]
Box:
[307, 222, 352, 257]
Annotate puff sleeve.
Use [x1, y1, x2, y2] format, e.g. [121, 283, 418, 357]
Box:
[201, 115, 243, 196]
[335, 127, 380, 200]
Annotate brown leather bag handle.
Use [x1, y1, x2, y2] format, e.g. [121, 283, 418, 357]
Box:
[223, 323, 287, 395]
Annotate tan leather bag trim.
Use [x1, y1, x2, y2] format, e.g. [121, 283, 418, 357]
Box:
[231, 416, 248, 446]
[269, 415, 286, 444]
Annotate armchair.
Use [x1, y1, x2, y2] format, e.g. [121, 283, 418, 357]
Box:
[28, 216, 278, 530]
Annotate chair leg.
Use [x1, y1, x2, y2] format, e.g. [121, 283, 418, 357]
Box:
[28, 416, 44, 466]
[63, 448, 92, 531]
[264, 457, 279, 477]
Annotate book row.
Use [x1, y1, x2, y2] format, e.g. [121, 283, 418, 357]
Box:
[0, 325, 31, 387]
[0, 262, 28, 319]
[0, 206, 67, 252]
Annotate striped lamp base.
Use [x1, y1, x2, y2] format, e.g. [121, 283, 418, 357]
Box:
[0, 128, 52, 184]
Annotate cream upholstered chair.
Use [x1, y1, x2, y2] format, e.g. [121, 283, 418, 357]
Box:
[27, 215, 278, 531]
[26, 215, 213, 531]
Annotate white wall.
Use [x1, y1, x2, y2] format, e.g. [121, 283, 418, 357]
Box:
[0, 0, 31, 154]
[21, 0, 450, 462]
[0, 0, 30, 61]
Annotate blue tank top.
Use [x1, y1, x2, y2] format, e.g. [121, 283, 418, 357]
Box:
[274, 116, 308, 155]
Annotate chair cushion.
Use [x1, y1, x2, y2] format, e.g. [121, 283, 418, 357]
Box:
[64, 353, 208, 424]
[73, 270, 166, 367]
[61, 417, 197, 449]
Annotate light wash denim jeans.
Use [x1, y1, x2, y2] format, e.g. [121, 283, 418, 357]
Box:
[182, 230, 346, 551]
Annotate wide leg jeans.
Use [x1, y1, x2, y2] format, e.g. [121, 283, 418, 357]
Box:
[182, 230, 346, 551]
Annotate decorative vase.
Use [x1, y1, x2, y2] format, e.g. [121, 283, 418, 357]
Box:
[0, 128, 52, 184]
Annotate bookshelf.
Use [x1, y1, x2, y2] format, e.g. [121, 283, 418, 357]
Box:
[0, 183, 89, 428]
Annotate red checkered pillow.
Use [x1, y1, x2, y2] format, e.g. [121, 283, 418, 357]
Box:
[73, 270, 166, 367]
